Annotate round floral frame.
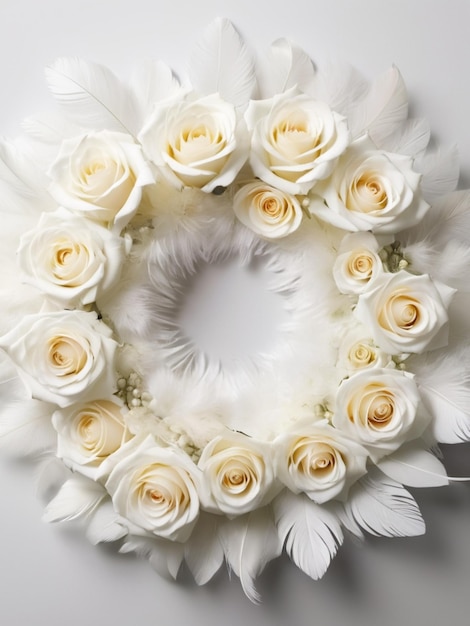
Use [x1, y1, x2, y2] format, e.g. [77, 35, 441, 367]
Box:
[0, 18, 469, 602]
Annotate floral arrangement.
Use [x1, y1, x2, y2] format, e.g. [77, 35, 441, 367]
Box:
[0, 18, 469, 602]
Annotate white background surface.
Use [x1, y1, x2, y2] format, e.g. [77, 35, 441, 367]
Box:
[0, 1, 469, 624]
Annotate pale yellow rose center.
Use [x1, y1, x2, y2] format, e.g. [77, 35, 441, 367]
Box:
[136, 464, 188, 512]
[347, 172, 388, 213]
[51, 238, 91, 285]
[47, 335, 87, 376]
[170, 120, 226, 165]
[290, 439, 338, 478]
[270, 112, 319, 162]
[254, 190, 291, 222]
[220, 459, 254, 493]
[348, 342, 377, 367]
[75, 402, 125, 457]
[380, 292, 421, 331]
[347, 250, 374, 279]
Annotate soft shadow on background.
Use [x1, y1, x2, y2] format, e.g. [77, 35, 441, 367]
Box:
[0, 1, 469, 625]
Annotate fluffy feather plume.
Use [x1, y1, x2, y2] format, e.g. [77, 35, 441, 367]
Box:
[338, 469, 425, 538]
[219, 507, 282, 603]
[184, 513, 224, 586]
[347, 65, 408, 145]
[377, 442, 449, 487]
[43, 475, 106, 523]
[273, 491, 343, 581]
[45, 57, 138, 135]
[410, 347, 470, 443]
[188, 18, 257, 108]
[258, 38, 315, 98]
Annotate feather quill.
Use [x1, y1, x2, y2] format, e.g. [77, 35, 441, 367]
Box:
[43, 475, 106, 523]
[259, 38, 315, 98]
[45, 57, 138, 135]
[219, 507, 282, 603]
[410, 348, 470, 443]
[188, 18, 256, 109]
[184, 512, 224, 586]
[377, 442, 449, 488]
[273, 490, 343, 581]
[339, 468, 425, 538]
[348, 66, 408, 145]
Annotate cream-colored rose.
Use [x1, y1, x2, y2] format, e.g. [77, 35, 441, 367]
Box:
[333, 232, 384, 295]
[139, 92, 248, 192]
[198, 433, 278, 516]
[0, 311, 117, 407]
[245, 89, 349, 195]
[310, 135, 429, 233]
[337, 326, 393, 372]
[48, 130, 154, 231]
[53, 399, 130, 479]
[105, 435, 201, 541]
[233, 180, 303, 238]
[333, 369, 425, 460]
[17, 208, 130, 306]
[355, 270, 455, 354]
[275, 420, 368, 503]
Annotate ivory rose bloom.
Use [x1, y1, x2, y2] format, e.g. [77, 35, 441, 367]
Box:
[48, 130, 154, 231]
[310, 135, 429, 233]
[333, 232, 384, 295]
[245, 90, 349, 194]
[355, 270, 455, 354]
[233, 180, 303, 238]
[139, 93, 248, 192]
[106, 435, 201, 541]
[198, 433, 278, 516]
[337, 326, 393, 372]
[17, 208, 131, 306]
[275, 420, 368, 503]
[0, 311, 117, 407]
[53, 399, 130, 479]
[333, 368, 425, 460]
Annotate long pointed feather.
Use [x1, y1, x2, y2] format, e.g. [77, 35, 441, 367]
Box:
[86, 500, 128, 545]
[45, 57, 138, 135]
[184, 512, 224, 586]
[414, 146, 460, 202]
[348, 66, 408, 145]
[273, 490, 343, 581]
[339, 468, 425, 538]
[130, 59, 181, 128]
[259, 38, 315, 97]
[377, 442, 449, 487]
[381, 117, 431, 156]
[188, 18, 256, 108]
[219, 507, 282, 603]
[43, 475, 106, 523]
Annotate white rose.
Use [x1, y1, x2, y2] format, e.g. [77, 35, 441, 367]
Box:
[310, 135, 429, 232]
[198, 433, 278, 516]
[275, 420, 368, 503]
[355, 270, 455, 354]
[48, 130, 154, 231]
[337, 326, 393, 373]
[0, 310, 117, 407]
[105, 435, 201, 541]
[139, 93, 248, 192]
[233, 180, 303, 238]
[245, 89, 349, 195]
[333, 232, 384, 295]
[17, 208, 131, 307]
[333, 368, 426, 460]
[53, 399, 130, 479]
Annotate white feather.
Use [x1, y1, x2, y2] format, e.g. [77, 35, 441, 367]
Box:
[339, 469, 425, 538]
[258, 38, 315, 98]
[380, 117, 431, 156]
[34, 455, 70, 501]
[120, 535, 184, 580]
[414, 146, 460, 202]
[377, 442, 449, 488]
[310, 61, 368, 116]
[347, 66, 408, 145]
[184, 512, 224, 585]
[219, 507, 282, 603]
[410, 347, 470, 443]
[86, 500, 128, 545]
[273, 490, 343, 581]
[43, 475, 106, 523]
[129, 59, 181, 128]
[188, 18, 256, 108]
[45, 57, 138, 135]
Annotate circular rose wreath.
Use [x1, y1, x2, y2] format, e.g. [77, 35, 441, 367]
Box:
[0, 18, 469, 603]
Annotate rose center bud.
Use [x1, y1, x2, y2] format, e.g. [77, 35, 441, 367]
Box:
[390, 295, 420, 328]
[48, 336, 87, 375]
[349, 173, 388, 213]
[368, 393, 394, 427]
[78, 415, 100, 448]
[350, 252, 373, 277]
